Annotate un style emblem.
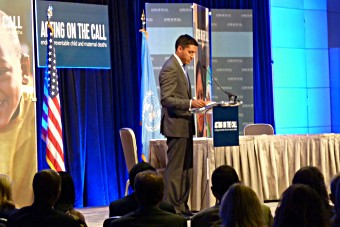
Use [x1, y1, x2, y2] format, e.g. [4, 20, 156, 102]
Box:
[142, 90, 161, 132]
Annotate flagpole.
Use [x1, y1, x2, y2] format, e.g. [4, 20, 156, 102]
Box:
[139, 10, 148, 39]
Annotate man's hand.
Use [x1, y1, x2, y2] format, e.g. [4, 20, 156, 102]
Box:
[191, 99, 207, 108]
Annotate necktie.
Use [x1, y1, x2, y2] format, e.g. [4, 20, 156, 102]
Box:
[183, 64, 191, 96]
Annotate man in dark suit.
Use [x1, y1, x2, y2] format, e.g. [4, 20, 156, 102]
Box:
[7, 169, 78, 227]
[110, 171, 187, 227]
[159, 34, 207, 215]
[109, 162, 175, 217]
[191, 165, 273, 227]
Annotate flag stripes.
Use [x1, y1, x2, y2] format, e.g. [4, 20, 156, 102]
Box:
[42, 23, 65, 171]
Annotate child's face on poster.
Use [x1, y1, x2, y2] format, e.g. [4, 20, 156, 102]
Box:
[0, 22, 24, 130]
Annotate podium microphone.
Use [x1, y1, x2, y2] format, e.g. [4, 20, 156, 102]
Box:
[201, 65, 238, 104]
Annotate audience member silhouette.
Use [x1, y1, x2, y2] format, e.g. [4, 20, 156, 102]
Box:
[7, 169, 79, 227]
[0, 174, 17, 224]
[330, 173, 340, 207]
[273, 184, 329, 227]
[55, 171, 87, 226]
[219, 183, 266, 227]
[292, 166, 333, 219]
[192, 165, 273, 227]
[109, 162, 175, 217]
[191, 165, 239, 227]
[330, 176, 340, 226]
[110, 171, 187, 227]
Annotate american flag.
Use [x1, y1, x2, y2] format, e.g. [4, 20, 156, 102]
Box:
[41, 22, 65, 171]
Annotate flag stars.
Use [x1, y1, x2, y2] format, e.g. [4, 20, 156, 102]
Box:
[45, 27, 60, 98]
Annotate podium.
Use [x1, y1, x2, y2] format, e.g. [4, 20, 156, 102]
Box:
[192, 101, 242, 147]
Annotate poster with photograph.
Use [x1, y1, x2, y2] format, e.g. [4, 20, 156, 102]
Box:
[0, 0, 36, 207]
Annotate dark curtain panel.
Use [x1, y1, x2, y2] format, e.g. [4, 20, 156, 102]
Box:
[35, 0, 273, 207]
[252, 0, 275, 127]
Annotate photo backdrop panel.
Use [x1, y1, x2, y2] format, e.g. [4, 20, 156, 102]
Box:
[146, 3, 195, 98]
[211, 9, 254, 134]
[147, 3, 212, 138]
[193, 4, 210, 137]
[0, 0, 37, 207]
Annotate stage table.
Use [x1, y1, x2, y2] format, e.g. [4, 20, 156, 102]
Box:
[149, 134, 340, 211]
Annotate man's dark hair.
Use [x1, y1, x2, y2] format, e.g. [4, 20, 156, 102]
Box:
[175, 34, 198, 50]
[211, 165, 240, 201]
[134, 171, 164, 206]
[33, 169, 61, 205]
[129, 162, 156, 190]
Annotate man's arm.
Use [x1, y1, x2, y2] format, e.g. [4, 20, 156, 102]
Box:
[159, 64, 191, 111]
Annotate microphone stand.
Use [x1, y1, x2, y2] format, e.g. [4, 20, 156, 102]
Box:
[202, 65, 238, 104]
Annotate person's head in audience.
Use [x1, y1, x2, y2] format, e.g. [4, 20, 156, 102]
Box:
[129, 162, 156, 191]
[273, 184, 329, 227]
[33, 169, 61, 206]
[134, 171, 163, 207]
[55, 171, 87, 226]
[292, 166, 331, 212]
[334, 178, 340, 214]
[219, 183, 265, 227]
[330, 173, 340, 206]
[211, 165, 240, 203]
[55, 171, 76, 212]
[0, 174, 15, 210]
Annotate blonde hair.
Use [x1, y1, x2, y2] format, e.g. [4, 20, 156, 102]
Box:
[0, 174, 15, 210]
[220, 183, 265, 227]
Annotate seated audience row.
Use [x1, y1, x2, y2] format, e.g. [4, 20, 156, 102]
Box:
[273, 166, 333, 227]
[0, 174, 17, 225]
[0, 170, 86, 227]
[108, 163, 339, 227]
[2, 162, 340, 227]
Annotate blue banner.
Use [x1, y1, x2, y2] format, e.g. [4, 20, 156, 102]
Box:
[35, 1, 110, 69]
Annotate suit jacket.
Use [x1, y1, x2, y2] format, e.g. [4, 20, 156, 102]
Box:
[191, 204, 220, 227]
[191, 203, 273, 227]
[110, 206, 187, 227]
[159, 55, 194, 138]
[7, 204, 79, 227]
[109, 193, 176, 217]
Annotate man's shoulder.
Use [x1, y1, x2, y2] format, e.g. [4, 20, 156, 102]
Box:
[8, 206, 78, 227]
[193, 205, 219, 218]
[159, 200, 176, 213]
[109, 195, 134, 206]
[191, 205, 220, 227]
[111, 208, 186, 227]
[161, 55, 178, 69]
[109, 195, 138, 216]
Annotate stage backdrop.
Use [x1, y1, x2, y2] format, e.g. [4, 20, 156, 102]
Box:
[32, 0, 273, 208]
[211, 9, 254, 134]
[0, 0, 37, 207]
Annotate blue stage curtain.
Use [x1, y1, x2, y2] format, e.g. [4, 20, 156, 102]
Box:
[35, 0, 274, 207]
